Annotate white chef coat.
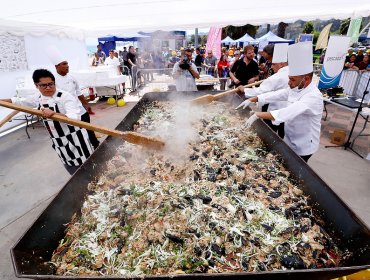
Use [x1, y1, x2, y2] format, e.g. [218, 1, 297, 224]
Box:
[11, 88, 85, 120]
[245, 66, 289, 112]
[55, 73, 82, 98]
[257, 82, 323, 156]
[172, 62, 198, 91]
[11, 90, 93, 166]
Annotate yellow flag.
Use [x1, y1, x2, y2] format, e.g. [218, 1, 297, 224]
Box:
[315, 23, 332, 51]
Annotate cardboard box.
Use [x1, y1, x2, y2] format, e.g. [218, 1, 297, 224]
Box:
[330, 129, 346, 145]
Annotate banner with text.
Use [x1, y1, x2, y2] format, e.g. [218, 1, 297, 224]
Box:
[206, 27, 222, 59]
[318, 36, 350, 89]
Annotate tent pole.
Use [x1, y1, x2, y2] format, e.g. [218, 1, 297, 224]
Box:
[195, 28, 199, 47]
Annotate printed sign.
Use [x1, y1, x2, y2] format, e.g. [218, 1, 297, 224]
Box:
[318, 36, 351, 89]
[206, 27, 222, 59]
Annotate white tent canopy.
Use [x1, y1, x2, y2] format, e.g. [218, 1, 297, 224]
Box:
[1, 0, 370, 37]
[221, 36, 236, 44]
[235, 33, 256, 44]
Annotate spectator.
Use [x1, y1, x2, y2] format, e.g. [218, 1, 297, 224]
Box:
[355, 54, 370, 71]
[217, 54, 230, 90]
[194, 47, 203, 70]
[203, 50, 218, 77]
[105, 49, 121, 75]
[259, 44, 274, 79]
[127, 46, 137, 91]
[345, 48, 354, 63]
[96, 44, 106, 62]
[167, 51, 179, 68]
[344, 54, 357, 70]
[172, 49, 200, 91]
[229, 45, 259, 88]
[91, 52, 104, 67]
[355, 49, 364, 63]
[230, 50, 240, 68]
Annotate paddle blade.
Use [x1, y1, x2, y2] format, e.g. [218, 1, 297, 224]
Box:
[122, 131, 165, 150]
[190, 94, 215, 105]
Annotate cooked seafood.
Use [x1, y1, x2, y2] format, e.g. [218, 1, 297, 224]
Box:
[50, 101, 343, 276]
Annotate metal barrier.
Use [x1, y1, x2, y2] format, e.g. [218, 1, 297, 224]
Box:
[339, 69, 361, 97]
[355, 71, 370, 102]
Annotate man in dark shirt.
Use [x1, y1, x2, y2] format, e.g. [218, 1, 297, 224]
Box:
[229, 45, 259, 86]
[127, 46, 137, 91]
[194, 47, 203, 71]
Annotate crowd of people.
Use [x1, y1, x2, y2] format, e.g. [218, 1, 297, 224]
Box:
[343, 48, 370, 71]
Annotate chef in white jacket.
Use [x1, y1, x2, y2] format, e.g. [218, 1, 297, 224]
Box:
[238, 42, 323, 162]
[236, 43, 289, 138]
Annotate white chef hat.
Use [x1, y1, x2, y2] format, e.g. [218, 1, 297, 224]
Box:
[46, 45, 67, 65]
[272, 43, 288, 63]
[288, 42, 313, 76]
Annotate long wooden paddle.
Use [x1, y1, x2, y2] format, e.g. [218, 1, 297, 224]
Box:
[191, 80, 263, 105]
[0, 101, 164, 150]
[0, 110, 19, 127]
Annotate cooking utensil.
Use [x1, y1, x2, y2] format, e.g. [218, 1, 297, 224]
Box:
[0, 110, 19, 127]
[191, 80, 263, 105]
[0, 100, 164, 149]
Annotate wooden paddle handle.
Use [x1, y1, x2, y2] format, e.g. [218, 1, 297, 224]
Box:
[0, 110, 19, 127]
[0, 100, 165, 149]
[213, 80, 264, 100]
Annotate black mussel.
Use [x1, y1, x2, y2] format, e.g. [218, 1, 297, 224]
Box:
[194, 170, 201, 181]
[300, 224, 310, 233]
[208, 258, 216, 267]
[202, 151, 209, 158]
[241, 256, 249, 270]
[199, 195, 212, 204]
[297, 242, 312, 256]
[269, 204, 281, 211]
[280, 254, 306, 269]
[269, 191, 282, 198]
[238, 182, 250, 191]
[257, 261, 267, 271]
[164, 161, 171, 168]
[188, 228, 201, 238]
[267, 254, 278, 265]
[171, 165, 175, 172]
[261, 223, 274, 232]
[211, 243, 225, 255]
[184, 194, 193, 201]
[236, 165, 244, 171]
[208, 173, 217, 182]
[150, 169, 156, 176]
[276, 242, 291, 255]
[205, 251, 211, 259]
[165, 233, 184, 244]
[193, 147, 200, 152]
[190, 154, 199, 161]
[250, 237, 261, 247]
[259, 184, 269, 192]
[209, 222, 217, 229]
[194, 246, 202, 257]
[226, 186, 233, 194]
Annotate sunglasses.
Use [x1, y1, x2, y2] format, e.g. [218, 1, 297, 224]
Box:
[38, 82, 55, 89]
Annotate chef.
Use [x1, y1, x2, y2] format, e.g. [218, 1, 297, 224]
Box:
[236, 43, 289, 138]
[47, 46, 100, 149]
[1, 69, 94, 174]
[237, 42, 323, 162]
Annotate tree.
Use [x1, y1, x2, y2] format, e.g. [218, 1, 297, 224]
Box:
[222, 24, 259, 40]
[277, 22, 289, 38]
[339, 18, 351, 35]
[303, 22, 314, 34]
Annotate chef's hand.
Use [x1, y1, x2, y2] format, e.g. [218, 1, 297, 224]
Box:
[233, 78, 240, 85]
[41, 108, 55, 118]
[235, 99, 251, 110]
[246, 113, 259, 128]
[236, 85, 245, 94]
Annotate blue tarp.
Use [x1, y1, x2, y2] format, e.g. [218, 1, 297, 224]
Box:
[98, 33, 150, 55]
